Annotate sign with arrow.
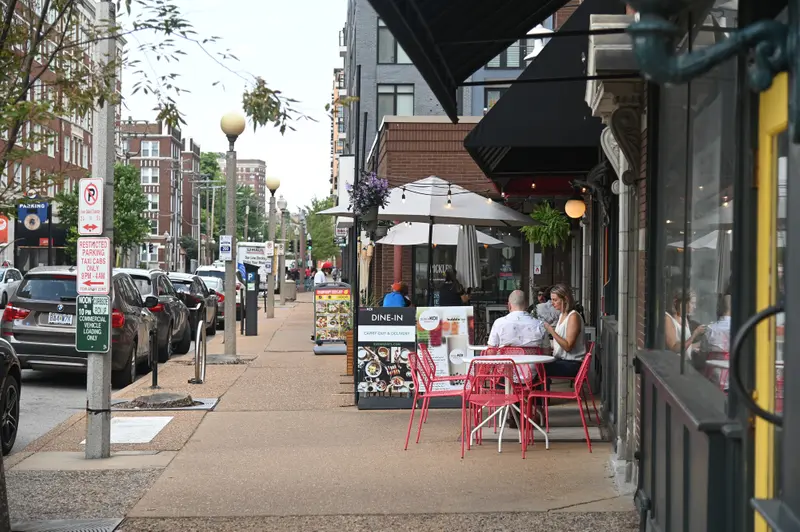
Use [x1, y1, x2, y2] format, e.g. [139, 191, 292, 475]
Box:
[77, 237, 111, 295]
[78, 178, 103, 236]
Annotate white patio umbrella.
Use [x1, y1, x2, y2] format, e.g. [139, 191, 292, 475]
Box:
[376, 222, 503, 247]
[320, 176, 534, 304]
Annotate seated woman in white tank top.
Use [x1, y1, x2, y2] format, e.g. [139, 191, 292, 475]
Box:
[542, 284, 586, 382]
[664, 288, 706, 361]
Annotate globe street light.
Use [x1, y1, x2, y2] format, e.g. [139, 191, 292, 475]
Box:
[220, 111, 246, 356]
[265, 176, 281, 318]
[277, 195, 288, 305]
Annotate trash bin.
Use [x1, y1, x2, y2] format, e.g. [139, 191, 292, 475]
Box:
[283, 280, 297, 301]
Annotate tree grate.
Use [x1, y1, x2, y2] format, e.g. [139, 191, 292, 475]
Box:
[11, 518, 123, 532]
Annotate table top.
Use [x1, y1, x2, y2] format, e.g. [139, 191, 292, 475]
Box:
[462, 354, 555, 365]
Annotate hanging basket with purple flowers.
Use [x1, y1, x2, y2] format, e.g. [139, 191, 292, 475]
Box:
[346, 172, 391, 220]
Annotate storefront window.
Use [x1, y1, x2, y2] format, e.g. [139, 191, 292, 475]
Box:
[412, 227, 523, 306]
[654, 3, 738, 390]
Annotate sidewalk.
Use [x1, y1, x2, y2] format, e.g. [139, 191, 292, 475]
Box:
[6, 292, 636, 531]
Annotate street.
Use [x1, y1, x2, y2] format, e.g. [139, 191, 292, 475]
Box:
[14, 370, 86, 454]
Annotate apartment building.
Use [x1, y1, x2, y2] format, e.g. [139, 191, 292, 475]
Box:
[331, 67, 346, 198]
[0, 0, 124, 269]
[181, 138, 201, 246]
[217, 157, 267, 211]
[119, 121, 185, 270]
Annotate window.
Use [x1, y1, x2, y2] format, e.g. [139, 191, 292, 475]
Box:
[47, 129, 55, 158]
[147, 193, 159, 211]
[652, 10, 738, 392]
[336, 139, 344, 152]
[141, 140, 159, 157]
[32, 125, 41, 152]
[149, 219, 158, 234]
[140, 246, 158, 264]
[63, 135, 70, 162]
[487, 40, 530, 69]
[82, 141, 88, 167]
[377, 18, 411, 64]
[337, 117, 345, 133]
[141, 167, 159, 184]
[484, 88, 509, 111]
[377, 84, 414, 125]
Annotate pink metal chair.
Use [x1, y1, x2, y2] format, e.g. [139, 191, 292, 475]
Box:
[545, 341, 599, 428]
[403, 345, 465, 450]
[461, 358, 529, 459]
[525, 350, 595, 452]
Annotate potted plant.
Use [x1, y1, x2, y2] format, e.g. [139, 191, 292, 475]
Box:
[521, 201, 571, 249]
[346, 172, 391, 224]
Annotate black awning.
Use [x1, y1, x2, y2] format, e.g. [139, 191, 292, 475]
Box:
[367, 0, 569, 122]
[464, 0, 626, 179]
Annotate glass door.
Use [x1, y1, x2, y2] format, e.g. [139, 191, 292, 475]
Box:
[754, 72, 787, 532]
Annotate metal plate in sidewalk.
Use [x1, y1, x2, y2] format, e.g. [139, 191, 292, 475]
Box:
[11, 518, 123, 532]
[75, 295, 110, 353]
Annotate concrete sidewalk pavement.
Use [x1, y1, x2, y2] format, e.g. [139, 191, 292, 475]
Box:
[7, 291, 636, 531]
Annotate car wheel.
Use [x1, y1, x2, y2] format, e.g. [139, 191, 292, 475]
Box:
[206, 310, 217, 336]
[158, 324, 173, 363]
[112, 340, 137, 388]
[1, 372, 19, 455]
[174, 322, 191, 355]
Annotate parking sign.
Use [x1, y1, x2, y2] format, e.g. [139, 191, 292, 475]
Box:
[219, 235, 233, 261]
[77, 237, 111, 295]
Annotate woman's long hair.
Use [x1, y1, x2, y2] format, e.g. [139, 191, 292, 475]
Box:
[550, 283, 575, 314]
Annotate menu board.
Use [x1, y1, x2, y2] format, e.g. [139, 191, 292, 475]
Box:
[314, 284, 352, 342]
[416, 306, 474, 391]
[357, 307, 416, 395]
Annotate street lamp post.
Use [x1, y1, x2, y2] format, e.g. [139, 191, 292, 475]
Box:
[163, 231, 171, 271]
[265, 177, 280, 318]
[277, 195, 288, 305]
[220, 112, 246, 356]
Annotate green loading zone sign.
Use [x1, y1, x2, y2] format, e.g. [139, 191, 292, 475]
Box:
[76, 295, 111, 353]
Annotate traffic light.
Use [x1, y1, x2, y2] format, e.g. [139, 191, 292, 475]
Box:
[148, 243, 154, 253]
[307, 237, 313, 249]
[288, 241, 294, 253]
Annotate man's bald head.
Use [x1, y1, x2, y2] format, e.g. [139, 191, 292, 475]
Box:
[508, 290, 527, 311]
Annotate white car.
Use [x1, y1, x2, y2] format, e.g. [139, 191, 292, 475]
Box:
[195, 266, 246, 320]
[0, 268, 23, 307]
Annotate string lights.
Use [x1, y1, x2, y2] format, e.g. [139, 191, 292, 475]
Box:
[446, 185, 452, 208]
[402, 187, 406, 203]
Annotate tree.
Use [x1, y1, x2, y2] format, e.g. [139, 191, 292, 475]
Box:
[113, 163, 150, 263]
[306, 196, 337, 264]
[0, 0, 307, 211]
[180, 234, 197, 261]
[55, 163, 149, 262]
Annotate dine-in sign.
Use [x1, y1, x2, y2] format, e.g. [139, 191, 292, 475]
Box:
[77, 237, 112, 295]
[78, 178, 103, 236]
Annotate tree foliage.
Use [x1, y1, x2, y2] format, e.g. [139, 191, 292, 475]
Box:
[0, 0, 307, 212]
[306, 196, 337, 264]
[521, 201, 571, 249]
[55, 163, 149, 261]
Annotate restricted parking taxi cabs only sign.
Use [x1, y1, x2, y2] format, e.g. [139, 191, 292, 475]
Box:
[76, 295, 111, 353]
[77, 237, 111, 295]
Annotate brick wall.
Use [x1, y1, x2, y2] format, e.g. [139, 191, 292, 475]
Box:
[367, 119, 497, 299]
[554, 0, 583, 29]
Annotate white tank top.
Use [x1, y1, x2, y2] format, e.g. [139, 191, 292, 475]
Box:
[667, 312, 693, 360]
[553, 310, 585, 361]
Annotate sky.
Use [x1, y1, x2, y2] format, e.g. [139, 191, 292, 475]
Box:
[120, 0, 347, 215]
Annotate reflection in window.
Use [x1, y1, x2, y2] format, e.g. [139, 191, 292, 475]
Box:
[656, 2, 737, 392]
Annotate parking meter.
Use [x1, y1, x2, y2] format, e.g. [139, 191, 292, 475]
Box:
[244, 263, 259, 336]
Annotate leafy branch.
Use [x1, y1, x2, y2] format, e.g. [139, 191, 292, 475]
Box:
[521, 201, 571, 249]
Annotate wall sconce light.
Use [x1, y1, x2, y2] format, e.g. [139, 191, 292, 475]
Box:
[565, 197, 587, 219]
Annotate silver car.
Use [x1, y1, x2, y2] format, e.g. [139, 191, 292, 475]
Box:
[200, 276, 225, 326]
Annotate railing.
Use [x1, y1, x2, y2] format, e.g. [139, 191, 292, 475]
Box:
[634, 351, 731, 532]
[598, 317, 619, 441]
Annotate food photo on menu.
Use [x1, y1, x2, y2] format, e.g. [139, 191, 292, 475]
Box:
[314, 291, 351, 343]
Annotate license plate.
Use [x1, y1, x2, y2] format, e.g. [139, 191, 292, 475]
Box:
[48, 313, 73, 325]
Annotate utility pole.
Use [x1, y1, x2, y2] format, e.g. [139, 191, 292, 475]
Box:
[278, 197, 288, 304]
[86, 0, 116, 459]
[220, 113, 245, 356]
[244, 202, 250, 241]
[205, 188, 210, 265]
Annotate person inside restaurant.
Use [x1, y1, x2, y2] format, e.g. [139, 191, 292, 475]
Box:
[664, 288, 706, 361]
[438, 268, 470, 306]
[542, 284, 587, 380]
[382, 282, 412, 307]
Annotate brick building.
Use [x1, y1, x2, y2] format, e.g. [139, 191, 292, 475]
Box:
[119, 121, 186, 270]
[331, 67, 346, 198]
[217, 157, 267, 213]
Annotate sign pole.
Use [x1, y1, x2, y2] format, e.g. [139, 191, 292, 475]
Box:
[85, 0, 116, 460]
